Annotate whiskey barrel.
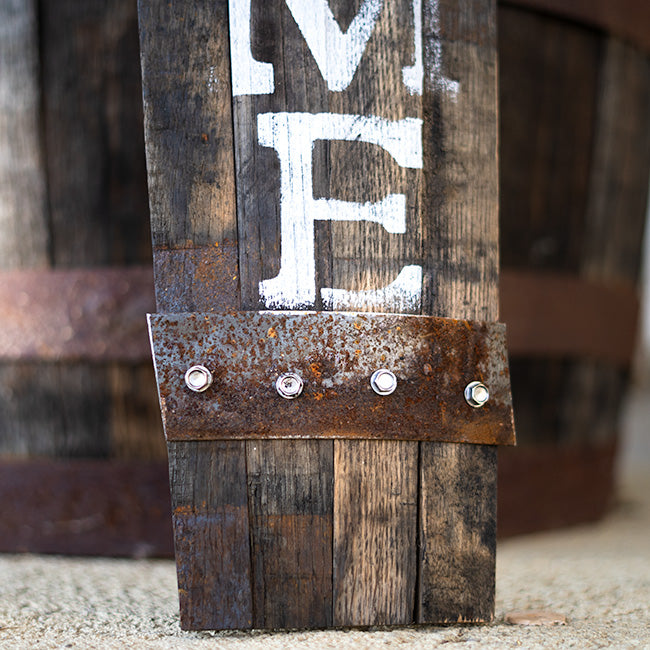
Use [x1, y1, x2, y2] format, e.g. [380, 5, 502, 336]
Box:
[0, 0, 168, 556]
[497, 3, 650, 535]
[1, 0, 648, 559]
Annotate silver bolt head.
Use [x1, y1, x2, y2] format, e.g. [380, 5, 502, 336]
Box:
[370, 369, 398, 395]
[184, 365, 213, 393]
[276, 372, 304, 399]
[465, 381, 489, 408]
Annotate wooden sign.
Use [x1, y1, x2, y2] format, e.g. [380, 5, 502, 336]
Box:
[139, 0, 502, 630]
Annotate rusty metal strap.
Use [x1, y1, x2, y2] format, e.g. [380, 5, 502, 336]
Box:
[148, 311, 516, 446]
[0, 267, 155, 362]
[500, 270, 639, 366]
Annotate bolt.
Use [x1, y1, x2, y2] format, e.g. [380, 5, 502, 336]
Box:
[276, 372, 304, 399]
[370, 369, 398, 395]
[464, 381, 489, 408]
[184, 365, 213, 393]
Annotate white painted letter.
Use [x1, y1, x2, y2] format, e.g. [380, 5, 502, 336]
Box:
[321, 265, 423, 314]
[229, 0, 275, 96]
[285, 0, 383, 91]
[229, 0, 383, 95]
[257, 112, 423, 309]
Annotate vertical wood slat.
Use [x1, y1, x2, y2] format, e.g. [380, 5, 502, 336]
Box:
[138, 0, 252, 630]
[418, 0, 499, 623]
[232, 0, 334, 627]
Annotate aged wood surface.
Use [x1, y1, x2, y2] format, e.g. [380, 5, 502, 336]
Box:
[169, 441, 252, 630]
[139, 0, 252, 630]
[230, 0, 500, 626]
[247, 440, 333, 629]
[143, 0, 501, 628]
[417, 0, 499, 623]
[231, 0, 420, 627]
[0, 0, 48, 268]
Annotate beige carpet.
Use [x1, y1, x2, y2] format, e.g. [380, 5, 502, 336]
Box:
[0, 465, 648, 649]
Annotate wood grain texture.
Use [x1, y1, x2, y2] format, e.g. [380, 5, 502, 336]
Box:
[416, 0, 499, 624]
[168, 441, 252, 630]
[419, 444, 497, 622]
[138, 0, 253, 630]
[231, 0, 420, 627]
[334, 441, 417, 626]
[247, 440, 333, 629]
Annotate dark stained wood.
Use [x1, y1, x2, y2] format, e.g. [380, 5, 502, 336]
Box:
[499, 6, 600, 274]
[138, 0, 253, 630]
[416, 0, 500, 624]
[231, 0, 421, 628]
[419, 445, 497, 622]
[501, 0, 650, 55]
[169, 441, 253, 630]
[497, 6, 650, 532]
[247, 440, 333, 629]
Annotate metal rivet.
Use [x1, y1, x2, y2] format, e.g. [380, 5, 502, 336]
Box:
[184, 365, 213, 393]
[370, 369, 397, 395]
[276, 372, 304, 399]
[465, 381, 489, 408]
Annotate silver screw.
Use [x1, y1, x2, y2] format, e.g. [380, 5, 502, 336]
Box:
[370, 369, 398, 395]
[276, 372, 304, 399]
[184, 365, 213, 393]
[464, 381, 489, 408]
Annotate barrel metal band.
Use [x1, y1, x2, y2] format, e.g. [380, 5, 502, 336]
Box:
[148, 311, 516, 446]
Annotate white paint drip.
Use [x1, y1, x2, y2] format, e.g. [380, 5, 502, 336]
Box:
[257, 112, 423, 309]
[285, 0, 383, 92]
[425, 0, 459, 98]
[229, 0, 275, 96]
[321, 265, 423, 313]
[402, 0, 423, 95]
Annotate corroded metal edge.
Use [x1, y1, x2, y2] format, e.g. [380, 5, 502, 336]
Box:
[148, 311, 516, 446]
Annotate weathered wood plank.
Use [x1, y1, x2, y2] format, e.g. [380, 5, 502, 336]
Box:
[247, 440, 333, 629]
[417, 0, 499, 623]
[325, 0, 420, 627]
[138, 0, 253, 630]
[168, 441, 252, 630]
[334, 441, 417, 626]
[231, 0, 422, 627]
[231, 0, 334, 629]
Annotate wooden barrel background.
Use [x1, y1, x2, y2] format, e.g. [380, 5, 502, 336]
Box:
[0, 0, 648, 554]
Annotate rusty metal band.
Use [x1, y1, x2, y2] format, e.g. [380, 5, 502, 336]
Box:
[500, 270, 639, 366]
[0, 266, 638, 367]
[0, 459, 173, 557]
[148, 311, 516, 446]
[501, 0, 650, 54]
[0, 267, 155, 362]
